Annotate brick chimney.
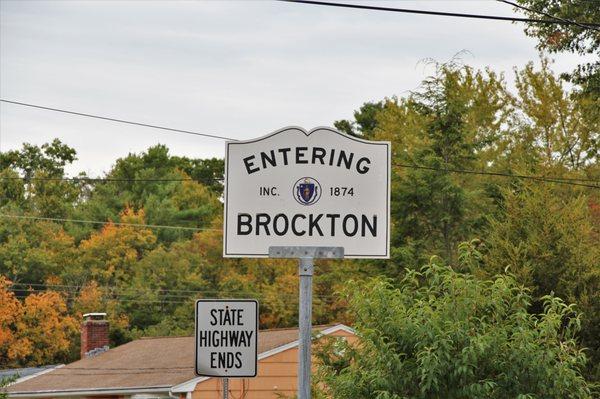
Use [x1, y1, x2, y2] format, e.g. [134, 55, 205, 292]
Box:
[81, 313, 109, 359]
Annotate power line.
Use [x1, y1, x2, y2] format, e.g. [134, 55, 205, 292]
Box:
[2, 164, 598, 187]
[10, 294, 194, 305]
[11, 282, 228, 295]
[0, 214, 220, 231]
[2, 99, 598, 188]
[497, 0, 600, 32]
[277, 0, 600, 28]
[0, 99, 238, 141]
[393, 163, 600, 189]
[0, 175, 224, 183]
[8, 288, 334, 304]
[9, 283, 261, 296]
[9, 284, 295, 297]
[7, 282, 338, 303]
[8, 287, 334, 302]
[8, 282, 337, 299]
[11, 282, 225, 294]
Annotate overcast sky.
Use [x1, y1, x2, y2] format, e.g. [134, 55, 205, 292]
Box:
[0, 0, 588, 177]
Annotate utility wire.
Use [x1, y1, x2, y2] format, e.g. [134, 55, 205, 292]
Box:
[10, 294, 195, 304]
[0, 176, 224, 183]
[10, 282, 229, 294]
[2, 99, 598, 188]
[2, 165, 598, 187]
[8, 282, 303, 296]
[8, 287, 334, 301]
[497, 0, 600, 32]
[8, 287, 331, 303]
[277, 0, 600, 28]
[0, 99, 238, 141]
[8, 284, 335, 299]
[0, 214, 220, 231]
[393, 163, 600, 189]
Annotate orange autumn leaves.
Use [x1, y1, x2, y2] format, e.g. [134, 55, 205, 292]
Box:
[0, 276, 77, 367]
[78, 209, 156, 286]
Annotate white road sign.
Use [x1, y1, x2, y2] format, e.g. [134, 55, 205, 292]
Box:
[195, 299, 258, 377]
[224, 126, 390, 258]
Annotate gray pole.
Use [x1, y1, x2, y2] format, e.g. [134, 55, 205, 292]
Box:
[298, 256, 314, 399]
[269, 247, 343, 399]
[223, 377, 229, 399]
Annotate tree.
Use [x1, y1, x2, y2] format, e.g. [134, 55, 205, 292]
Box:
[0, 168, 26, 209]
[1, 375, 17, 399]
[73, 145, 222, 242]
[0, 139, 77, 180]
[0, 218, 76, 285]
[485, 184, 600, 380]
[0, 276, 31, 366]
[334, 101, 384, 138]
[19, 290, 78, 366]
[317, 259, 592, 398]
[74, 208, 157, 287]
[0, 140, 81, 218]
[512, 0, 600, 98]
[510, 59, 599, 171]
[372, 61, 509, 268]
[0, 277, 77, 367]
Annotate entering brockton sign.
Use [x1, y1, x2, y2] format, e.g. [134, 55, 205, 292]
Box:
[223, 126, 390, 258]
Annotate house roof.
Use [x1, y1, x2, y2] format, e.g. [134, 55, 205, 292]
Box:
[7, 324, 345, 397]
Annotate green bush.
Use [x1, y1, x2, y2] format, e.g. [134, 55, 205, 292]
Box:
[317, 259, 592, 398]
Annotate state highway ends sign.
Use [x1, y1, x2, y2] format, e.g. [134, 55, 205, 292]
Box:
[195, 299, 258, 377]
[223, 126, 390, 258]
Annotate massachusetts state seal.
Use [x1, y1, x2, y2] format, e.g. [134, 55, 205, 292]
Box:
[293, 177, 321, 206]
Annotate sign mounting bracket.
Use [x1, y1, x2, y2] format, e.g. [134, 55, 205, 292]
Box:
[269, 246, 344, 399]
[268, 246, 344, 259]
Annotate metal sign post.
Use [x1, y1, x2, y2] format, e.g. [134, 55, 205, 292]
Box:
[222, 377, 229, 399]
[223, 126, 390, 399]
[270, 246, 344, 399]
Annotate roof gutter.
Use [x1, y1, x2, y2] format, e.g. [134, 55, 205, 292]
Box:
[8, 386, 172, 398]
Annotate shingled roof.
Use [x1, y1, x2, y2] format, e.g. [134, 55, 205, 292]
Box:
[7, 325, 341, 397]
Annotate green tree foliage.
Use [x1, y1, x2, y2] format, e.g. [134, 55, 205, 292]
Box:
[317, 260, 592, 398]
[1, 375, 17, 398]
[510, 60, 599, 170]
[0, 219, 76, 285]
[343, 59, 597, 274]
[0, 168, 25, 208]
[334, 101, 384, 138]
[369, 61, 510, 269]
[0, 139, 81, 218]
[0, 139, 76, 180]
[513, 0, 600, 98]
[73, 145, 222, 242]
[485, 184, 600, 379]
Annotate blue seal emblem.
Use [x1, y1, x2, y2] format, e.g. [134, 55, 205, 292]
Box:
[293, 177, 321, 206]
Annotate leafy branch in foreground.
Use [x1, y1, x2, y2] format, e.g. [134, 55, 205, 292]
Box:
[317, 257, 592, 398]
